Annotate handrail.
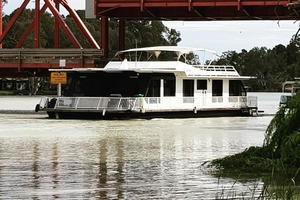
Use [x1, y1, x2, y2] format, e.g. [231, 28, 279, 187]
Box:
[39, 95, 258, 112]
[54, 97, 142, 111]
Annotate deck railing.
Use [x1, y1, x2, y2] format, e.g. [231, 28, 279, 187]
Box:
[39, 95, 258, 112]
[53, 97, 143, 111]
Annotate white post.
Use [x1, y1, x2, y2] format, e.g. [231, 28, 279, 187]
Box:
[160, 79, 164, 97]
[57, 83, 61, 97]
[58, 59, 66, 97]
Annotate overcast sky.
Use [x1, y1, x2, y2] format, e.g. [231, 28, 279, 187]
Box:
[3, 0, 300, 54]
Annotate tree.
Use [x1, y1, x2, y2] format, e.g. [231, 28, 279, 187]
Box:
[211, 92, 300, 173]
[213, 40, 300, 91]
[2, 9, 181, 51]
[124, 20, 180, 50]
[265, 91, 300, 167]
[2, 9, 34, 48]
[165, 28, 181, 45]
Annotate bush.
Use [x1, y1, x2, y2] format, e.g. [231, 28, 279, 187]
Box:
[211, 146, 276, 174]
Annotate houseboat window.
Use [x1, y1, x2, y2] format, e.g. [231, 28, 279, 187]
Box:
[197, 80, 207, 90]
[183, 80, 194, 96]
[229, 80, 246, 96]
[71, 78, 86, 96]
[212, 80, 223, 96]
[73, 80, 82, 95]
[147, 79, 160, 97]
[164, 79, 175, 96]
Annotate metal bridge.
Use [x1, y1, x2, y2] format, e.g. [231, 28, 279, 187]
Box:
[0, 48, 103, 76]
[0, 0, 299, 77]
[94, 0, 298, 20]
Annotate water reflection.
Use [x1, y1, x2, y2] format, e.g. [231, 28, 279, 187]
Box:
[97, 138, 108, 199]
[32, 142, 40, 193]
[52, 142, 59, 198]
[0, 93, 298, 199]
[0, 115, 268, 199]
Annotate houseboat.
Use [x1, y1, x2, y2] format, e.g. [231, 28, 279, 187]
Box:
[35, 46, 258, 119]
[279, 77, 300, 107]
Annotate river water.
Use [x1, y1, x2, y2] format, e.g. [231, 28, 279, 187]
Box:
[0, 93, 284, 199]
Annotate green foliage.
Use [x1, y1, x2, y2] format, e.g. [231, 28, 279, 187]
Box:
[2, 9, 34, 48]
[211, 146, 275, 174]
[264, 92, 300, 156]
[265, 92, 300, 167]
[214, 41, 300, 91]
[212, 92, 300, 175]
[281, 131, 300, 166]
[124, 20, 179, 50]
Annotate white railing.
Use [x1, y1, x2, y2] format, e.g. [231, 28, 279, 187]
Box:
[228, 96, 257, 108]
[245, 96, 258, 107]
[40, 95, 258, 112]
[212, 97, 223, 103]
[52, 97, 143, 111]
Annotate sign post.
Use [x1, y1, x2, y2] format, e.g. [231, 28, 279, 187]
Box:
[50, 59, 67, 96]
[50, 71, 67, 96]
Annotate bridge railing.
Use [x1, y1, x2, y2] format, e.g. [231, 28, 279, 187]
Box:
[0, 48, 104, 69]
[0, 48, 103, 60]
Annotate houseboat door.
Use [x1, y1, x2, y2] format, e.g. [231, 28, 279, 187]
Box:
[196, 80, 208, 107]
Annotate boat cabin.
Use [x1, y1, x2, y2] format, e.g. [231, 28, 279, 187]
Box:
[36, 46, 258, 119]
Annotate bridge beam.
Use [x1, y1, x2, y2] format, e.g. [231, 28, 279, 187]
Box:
[0, 48, 104, 77]
[94, 0, 296, 20]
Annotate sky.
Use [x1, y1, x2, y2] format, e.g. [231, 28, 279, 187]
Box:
[3, 0, 300, 54]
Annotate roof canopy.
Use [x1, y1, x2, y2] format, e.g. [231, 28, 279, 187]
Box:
[115, 46, 217, 56]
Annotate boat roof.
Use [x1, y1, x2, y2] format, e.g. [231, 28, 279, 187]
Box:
[115, 46, 218, 56]
[49, 46, 256, 80]
[50, 66, 255, 80]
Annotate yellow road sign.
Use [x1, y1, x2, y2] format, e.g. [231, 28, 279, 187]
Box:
[50, 72, 67, 84]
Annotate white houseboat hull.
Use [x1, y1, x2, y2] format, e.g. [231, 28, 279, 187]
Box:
[37, 96, 258, 119]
